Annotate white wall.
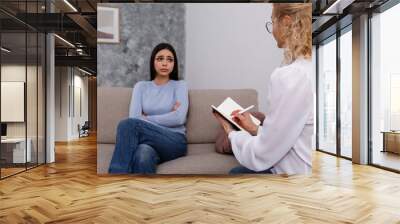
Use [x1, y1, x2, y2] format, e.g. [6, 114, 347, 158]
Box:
[55, 67, 89, 141]
[72, 73, 89, 138]
[1, 65, 39, 138]
[1, 82, 25, 122]
[1, 64, 46, 163]
[55, 66, 72, 141]
[184, 3, 283, 112]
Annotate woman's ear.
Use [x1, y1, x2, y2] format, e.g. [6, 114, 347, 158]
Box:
[281, 15, 292, 27]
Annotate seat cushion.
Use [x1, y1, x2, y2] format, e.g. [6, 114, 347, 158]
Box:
[186, 143, 215, 155]
[157, 153, 239, 174]
[97, 143, 240, 174]
[97, 88, 258, 145]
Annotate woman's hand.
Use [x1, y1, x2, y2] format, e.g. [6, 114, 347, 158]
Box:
[213, 112, 234, 135]
[231, 110, 258, 136]
[172, 101, 181, 111]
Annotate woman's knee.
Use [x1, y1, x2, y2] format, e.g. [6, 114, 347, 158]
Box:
[117, 118, 142, 132]
[134, 144, 159, 165]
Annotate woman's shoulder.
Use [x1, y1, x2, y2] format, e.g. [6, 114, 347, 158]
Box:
[271, 59, 312, 88]
[133, 80, 151, 89]
[273, 59, 312, 79]
[171, 80, 188, 88]
[170, 79, 187, 84]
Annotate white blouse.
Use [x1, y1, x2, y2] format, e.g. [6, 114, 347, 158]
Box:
[228, 58, 314, 175]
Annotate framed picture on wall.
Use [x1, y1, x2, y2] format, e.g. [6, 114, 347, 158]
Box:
[1, 81, 25, 122]
[97, 6, 119, 43]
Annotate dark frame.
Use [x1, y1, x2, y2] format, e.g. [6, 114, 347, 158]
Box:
[0, 0, 47, 180]
[315, 23, 353, 161]
[315, 32, 339, 157]
[367, 0, 400, 173]
[315, 0, 400, 173]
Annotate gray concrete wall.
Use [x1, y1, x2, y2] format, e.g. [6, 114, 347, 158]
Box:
[97, 3, 185, 87]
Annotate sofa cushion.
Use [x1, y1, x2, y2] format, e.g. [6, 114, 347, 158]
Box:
[157, 153, 240, 174]
[97, 88, 258, 145]
[157, 144, 240, 174]
[97, 87, 132, 144]
[186, 89, 258, 144]
[97, 143, 240, 174]
[186, 143, 215, 155]
[97, 143, 115, 174]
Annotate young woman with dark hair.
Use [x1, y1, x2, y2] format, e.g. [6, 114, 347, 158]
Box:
[109, 43, 188, 174]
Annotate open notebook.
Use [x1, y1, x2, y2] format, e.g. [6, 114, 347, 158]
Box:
[211, 97, 261, 132]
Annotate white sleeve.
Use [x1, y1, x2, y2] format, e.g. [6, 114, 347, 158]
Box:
[228, 67, 313, 171]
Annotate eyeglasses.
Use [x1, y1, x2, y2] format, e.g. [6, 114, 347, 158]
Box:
[265, 21, 273, 34]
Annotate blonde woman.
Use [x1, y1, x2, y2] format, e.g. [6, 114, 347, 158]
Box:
[214, 3, 313, 175]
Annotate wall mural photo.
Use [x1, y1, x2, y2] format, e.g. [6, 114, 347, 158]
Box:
[97, 3, 313, 175]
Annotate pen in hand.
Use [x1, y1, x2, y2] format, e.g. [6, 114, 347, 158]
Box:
[238, 105, 254, 115]
[230, 105, 258, 135]
[231, 105, 254, 119]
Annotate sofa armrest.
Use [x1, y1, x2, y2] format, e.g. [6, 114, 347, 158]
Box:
[97, 87, 132, 144]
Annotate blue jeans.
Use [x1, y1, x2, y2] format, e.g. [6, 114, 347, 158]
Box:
[229, 166, 273, 174]
[109, 118, 187, 174]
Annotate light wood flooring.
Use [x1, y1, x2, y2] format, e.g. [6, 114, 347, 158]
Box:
[372, 150, 400, 171]
[0, 134, 400, 223]
[1, 167, 26, 178]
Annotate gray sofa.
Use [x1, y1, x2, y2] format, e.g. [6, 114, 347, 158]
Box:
[97, 87, 259, 174]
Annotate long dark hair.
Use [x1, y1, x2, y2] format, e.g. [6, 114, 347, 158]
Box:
[150, 43, 179, 80]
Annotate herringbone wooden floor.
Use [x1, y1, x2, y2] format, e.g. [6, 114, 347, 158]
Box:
[1, 134, 400, 224]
